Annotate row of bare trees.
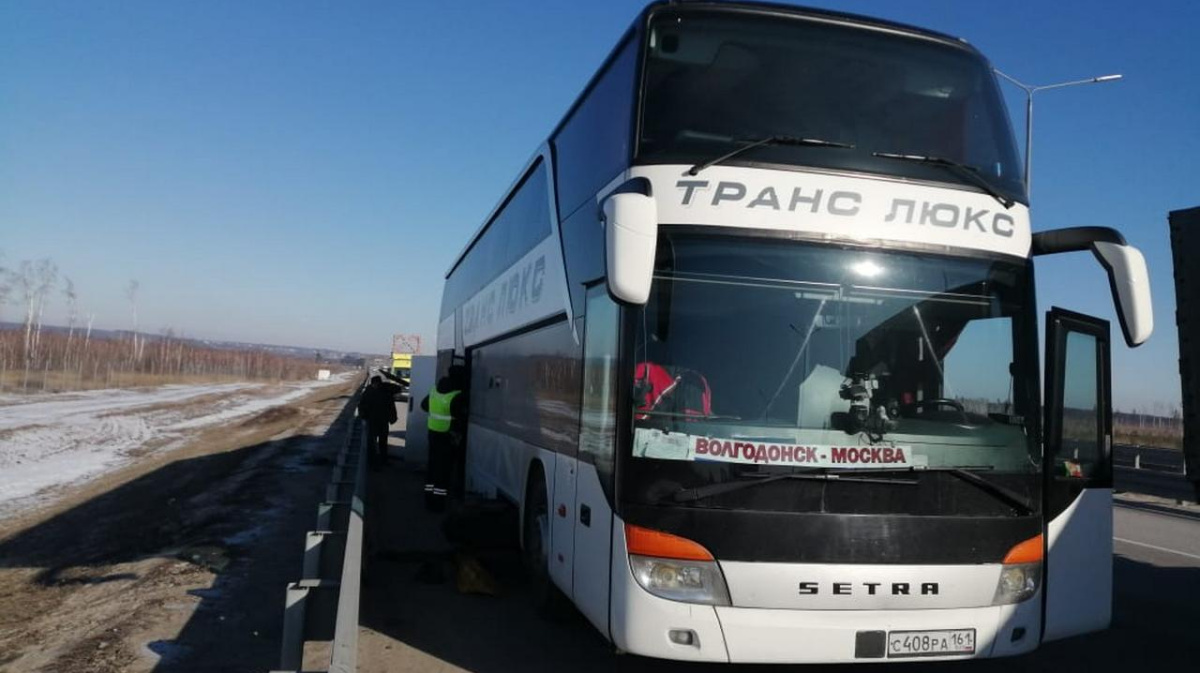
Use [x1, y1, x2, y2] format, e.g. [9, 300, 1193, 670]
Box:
[0, 253, 315, 392]
[0, 329, 316, 392]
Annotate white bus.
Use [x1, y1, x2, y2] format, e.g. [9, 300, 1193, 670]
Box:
[434, 2, 1153, 663]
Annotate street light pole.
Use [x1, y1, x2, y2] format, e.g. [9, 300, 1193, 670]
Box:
[993, 69, 1123, 195]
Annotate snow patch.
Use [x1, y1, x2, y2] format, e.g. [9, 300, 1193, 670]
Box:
[0, 374, 352, 520]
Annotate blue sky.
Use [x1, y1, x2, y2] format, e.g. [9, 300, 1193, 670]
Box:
[1, 0, 1196, 411]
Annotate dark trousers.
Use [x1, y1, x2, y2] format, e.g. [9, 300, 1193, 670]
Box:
[367, 421, 389, 464]
[426, 430, 454, 509]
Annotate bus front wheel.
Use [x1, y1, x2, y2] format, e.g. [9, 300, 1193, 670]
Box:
[523, 469, 567, 617]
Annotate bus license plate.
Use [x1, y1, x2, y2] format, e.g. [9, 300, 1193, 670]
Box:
[887, 629, 976, 658]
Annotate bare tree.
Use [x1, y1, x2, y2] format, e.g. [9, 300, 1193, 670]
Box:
[63, 277, 78, 366]
[16, 261, 36, 362]
[0, 253, 9, 389]
[31, 259, 58, 362]
[0, 253, 12, 324]
[12, 259, 57, 389]
[15, 261, 37, 390]
[126, 279, 141, 364]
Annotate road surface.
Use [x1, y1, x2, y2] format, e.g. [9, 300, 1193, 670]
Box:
[358, 416, 1200, 672]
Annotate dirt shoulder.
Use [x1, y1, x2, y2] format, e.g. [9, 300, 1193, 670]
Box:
[0, 376, 359, 673]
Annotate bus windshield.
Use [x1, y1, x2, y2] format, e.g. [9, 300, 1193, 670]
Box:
[626, 234, 1039, 515]
[638, 9, 1025, 203]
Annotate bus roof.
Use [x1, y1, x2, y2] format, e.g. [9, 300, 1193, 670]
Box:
[663, 1, 968, 48]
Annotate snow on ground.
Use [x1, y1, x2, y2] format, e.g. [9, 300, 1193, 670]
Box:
[166, 377, 344, 431]
[0, 373, 353, 520]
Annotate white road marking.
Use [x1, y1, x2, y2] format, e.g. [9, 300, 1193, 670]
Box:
[1113, 537, 1200, 562]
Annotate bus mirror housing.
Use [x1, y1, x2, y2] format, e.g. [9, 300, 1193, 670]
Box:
[1092, 242, 1153, 347]
[1031, 227, 1153, 347]
[603, 191, 658, 305]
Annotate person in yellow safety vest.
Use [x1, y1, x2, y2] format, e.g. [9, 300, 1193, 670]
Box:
[420, 365, 468, 512]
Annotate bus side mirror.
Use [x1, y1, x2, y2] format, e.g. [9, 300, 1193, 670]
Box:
[603, 191, 658, 305]
[1092, 242, 1153, 347]
[1031, 227, 1153, 348]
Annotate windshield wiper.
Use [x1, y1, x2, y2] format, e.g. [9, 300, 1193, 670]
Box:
[872, 152, 1015, 209]
[859, 466, 1035, 515]
[671, 469, 916, 504]
[688, 135, 854, 176]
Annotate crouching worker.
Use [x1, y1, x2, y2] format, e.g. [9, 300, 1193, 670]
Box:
[421, 365, 468, 512]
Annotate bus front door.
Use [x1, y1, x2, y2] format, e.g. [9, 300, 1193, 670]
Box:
[573, 286, 621, 639]
[1042, 307, 1113, 641]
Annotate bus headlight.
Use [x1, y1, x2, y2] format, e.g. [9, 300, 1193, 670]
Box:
[994, 533, 1043, 605]
[629, 555, 731, 606]
[992, 563, 1041, 605]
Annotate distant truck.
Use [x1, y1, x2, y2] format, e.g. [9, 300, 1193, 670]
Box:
[389, 352, 413, 400]
[1169, 206, 1200, 503]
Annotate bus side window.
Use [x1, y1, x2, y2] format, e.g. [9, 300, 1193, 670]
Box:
[580, 287, 621, 492]
[1058, 331, 1101, 478]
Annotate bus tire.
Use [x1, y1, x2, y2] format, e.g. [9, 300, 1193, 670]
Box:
[523, 467, 567, 617]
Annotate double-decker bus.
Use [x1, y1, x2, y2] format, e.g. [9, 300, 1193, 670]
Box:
[434, 1, 1153, 663]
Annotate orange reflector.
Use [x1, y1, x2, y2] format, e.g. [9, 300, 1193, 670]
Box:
[625, 524, 714, 561]
[1003, 534, 1044, 564]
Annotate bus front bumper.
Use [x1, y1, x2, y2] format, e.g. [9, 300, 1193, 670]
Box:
[611, 566, 1042, 663]
[712, 600, 1041, 663]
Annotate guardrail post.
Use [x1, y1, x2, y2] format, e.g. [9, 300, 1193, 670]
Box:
[280, 579, 340, 663]
[317, 501, 351, 532]
[303, 531, 348, 580]
[326, 481, 356, 502]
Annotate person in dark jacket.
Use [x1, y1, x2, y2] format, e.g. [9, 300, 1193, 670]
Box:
[358, 375, 403, 467]
[420, 365, 468, 511]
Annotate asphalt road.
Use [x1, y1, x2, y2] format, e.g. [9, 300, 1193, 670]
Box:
[1115, 466, 1197, 502]
[359, 418, 1200, 672]
[1112, 444, 1196, 502]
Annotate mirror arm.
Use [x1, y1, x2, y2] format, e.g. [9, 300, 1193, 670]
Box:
[1031, 226, 1126, 256]
[611, 176, 653, 198]
[1032, 226, 1153, 348]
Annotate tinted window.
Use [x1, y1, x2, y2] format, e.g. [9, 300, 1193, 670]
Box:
[553, 38, 638, 220]
[1058, 331, 1101, 477]
[442, 161, 552, 317]
[638, 10, 1025, 202]
[468, 319, 580, 454]
[580, 286, 621, 492]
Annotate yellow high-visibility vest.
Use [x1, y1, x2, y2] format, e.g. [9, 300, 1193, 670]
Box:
[427, 389, 461, 433]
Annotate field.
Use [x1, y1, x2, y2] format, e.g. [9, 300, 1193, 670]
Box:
[1114, 413, 1184, 450]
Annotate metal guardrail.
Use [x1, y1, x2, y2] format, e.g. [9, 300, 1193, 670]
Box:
[272, 383, 367, 673]
[1113, 444, 1187, 474]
